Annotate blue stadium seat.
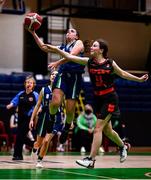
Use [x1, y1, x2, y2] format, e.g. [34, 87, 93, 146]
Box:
[0, 83, 12, 90]
[0, 74, 12, 83]
[11, 75, 25, 84]
[83, 77, 151, 112]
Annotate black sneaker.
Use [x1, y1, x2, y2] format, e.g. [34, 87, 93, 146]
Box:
[59, 129, 69, 144]
[12, 156, 23, 160]
[76, 157, 95, 168]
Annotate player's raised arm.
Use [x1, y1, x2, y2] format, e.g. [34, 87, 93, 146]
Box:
[27, 30, 52, 53]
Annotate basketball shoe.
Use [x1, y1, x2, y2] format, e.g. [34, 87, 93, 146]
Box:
[36, 160, 43, 168]
[76, 157, 95, 168]
[119, 143, 131, 163]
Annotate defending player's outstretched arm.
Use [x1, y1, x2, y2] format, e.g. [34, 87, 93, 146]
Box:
[46, 44, 88, 66]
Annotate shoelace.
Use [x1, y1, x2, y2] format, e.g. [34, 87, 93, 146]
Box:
[83, 157, 91, 160]
[83, 157, 96, 162]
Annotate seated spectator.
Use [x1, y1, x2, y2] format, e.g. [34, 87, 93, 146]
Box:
[74, 104, 97, 153]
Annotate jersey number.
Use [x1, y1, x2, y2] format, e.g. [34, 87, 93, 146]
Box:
[95, 75, 104, 86]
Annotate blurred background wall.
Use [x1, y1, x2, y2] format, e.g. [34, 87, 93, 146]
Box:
[0, 0, 151, 73]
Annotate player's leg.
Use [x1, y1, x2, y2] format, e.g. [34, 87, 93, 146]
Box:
[76, 114, 112, 168]
[59, 99, 76, 144]
[32, 112, 48, 163]
[59, 73, 81, 145]
[50, 89, 64, 115]
[36, 118, 57, 168]
[36, 133, 54, 168]
[49, 72, 65, 119]
[31, 135, 43, 161]
[103, 122, 129, 163]
[103, 121, 124, 147]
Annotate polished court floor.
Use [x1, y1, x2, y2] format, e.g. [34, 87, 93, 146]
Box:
[0, 152, 151, 179]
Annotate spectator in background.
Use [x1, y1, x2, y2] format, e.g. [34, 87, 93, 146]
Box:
[74, 104, 97, 153]
[6, 75, 38, 160]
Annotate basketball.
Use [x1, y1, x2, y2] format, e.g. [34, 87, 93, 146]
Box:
[24, 12, 43, 30]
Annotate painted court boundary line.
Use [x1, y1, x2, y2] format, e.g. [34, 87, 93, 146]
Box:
[46, 168, 121, 180]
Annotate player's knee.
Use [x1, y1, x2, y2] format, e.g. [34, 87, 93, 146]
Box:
[66, 111, 74, 119]
[50, 101, 60, 109]
[94, 126, 102, 134]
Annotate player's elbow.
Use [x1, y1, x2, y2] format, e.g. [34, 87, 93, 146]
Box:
[41, 45, 49, 52]
[118, 70, 126, 78]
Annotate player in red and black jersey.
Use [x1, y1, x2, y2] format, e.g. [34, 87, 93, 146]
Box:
[88, 58, 114, 94]
[88, 58, 119, 120]
[43, 39, 148, 168]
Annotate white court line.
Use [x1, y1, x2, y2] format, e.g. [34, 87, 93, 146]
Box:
[46, 168, 121, 180]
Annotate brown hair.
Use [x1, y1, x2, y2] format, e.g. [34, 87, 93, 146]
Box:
[97, 39, 108, 58]
[83, 40, 93, 55]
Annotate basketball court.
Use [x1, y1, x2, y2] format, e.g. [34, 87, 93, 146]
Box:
[0, 151, 151, 179]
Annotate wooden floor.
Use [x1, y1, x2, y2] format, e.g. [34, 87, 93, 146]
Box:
[0, 154, 151, 169]
[0, 154, 151, 179]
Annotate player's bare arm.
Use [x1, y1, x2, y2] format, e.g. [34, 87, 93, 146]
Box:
[28, 30, 52, 53]
[48, 40, 84, 69]
[46, 44, 88, 65]
[29, 90, 43, 130]
[70, 40, 84, 55]
[48, 58, 68, 70]
[113, 60, 148, 82]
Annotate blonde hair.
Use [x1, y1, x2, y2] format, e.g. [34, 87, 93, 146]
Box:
[24, 75, 36, 90]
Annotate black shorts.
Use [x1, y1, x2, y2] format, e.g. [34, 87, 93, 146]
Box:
[36, 111, 63, 137]
[36, 112, 52, 137]
[94, 91, 120, 120]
